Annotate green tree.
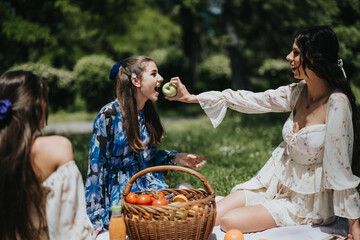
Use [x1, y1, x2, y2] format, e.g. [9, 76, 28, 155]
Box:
[2, 0, 360, 100]
[73, 55, 115, 112]
[0, 0, 183, 72]
[221, 0, 360, 90]
[8, 62, 76, 111]
[152, 0, 224, 91]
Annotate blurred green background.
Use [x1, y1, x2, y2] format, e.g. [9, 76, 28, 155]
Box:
[2, 0, 360, 113]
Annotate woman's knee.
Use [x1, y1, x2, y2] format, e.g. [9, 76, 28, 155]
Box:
[219, 205, 277, 233]
[219, 213, 242, 232]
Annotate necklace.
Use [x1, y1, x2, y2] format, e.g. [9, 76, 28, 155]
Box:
[305, 93, 329, 110]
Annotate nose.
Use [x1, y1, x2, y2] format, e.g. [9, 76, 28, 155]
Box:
[286, 52, 292, 62]
[158, 74, 164, 82]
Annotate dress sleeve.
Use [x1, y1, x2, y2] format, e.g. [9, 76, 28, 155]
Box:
[145, 147, 177, 178]
[197, 83, 299, 128]
[44, 161, 94, 240]
[154, 149, 177, 165]
[148, 146, 177, 168]
[84, 112, 110, 231]
[323, 92, 360, 219]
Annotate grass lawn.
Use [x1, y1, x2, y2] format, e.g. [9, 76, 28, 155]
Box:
[158, 111, 287, 196]
[48, 110, 98, 123]
[61, 108, 287, 197]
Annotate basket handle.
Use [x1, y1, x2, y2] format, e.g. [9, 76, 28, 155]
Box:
[121, 165, 215, 197]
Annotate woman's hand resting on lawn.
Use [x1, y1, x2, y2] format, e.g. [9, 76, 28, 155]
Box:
[173, 153, 206, 168]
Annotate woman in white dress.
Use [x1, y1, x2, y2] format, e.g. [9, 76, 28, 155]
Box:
[0, 71, 94, 240]
[166, 26, 360, 239]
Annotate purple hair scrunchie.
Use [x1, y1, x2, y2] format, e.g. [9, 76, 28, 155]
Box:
[109, 60, 125, 80]
[0, 99, 12, 121]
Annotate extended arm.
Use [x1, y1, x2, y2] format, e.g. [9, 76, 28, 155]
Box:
[166, 77, 299, 128]
[149, 147, 206, 169]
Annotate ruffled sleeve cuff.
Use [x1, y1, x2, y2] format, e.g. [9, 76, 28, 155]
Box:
[197, 91, 228, 128]
[167, 150, 178, 165]
[333, 188, 360, 219]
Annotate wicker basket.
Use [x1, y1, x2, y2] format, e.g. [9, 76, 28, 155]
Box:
[121, 165, 216, 240]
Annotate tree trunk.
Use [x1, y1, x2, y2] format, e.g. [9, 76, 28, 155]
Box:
[223, 0, 248, 90]
[180, 6, 201, 91]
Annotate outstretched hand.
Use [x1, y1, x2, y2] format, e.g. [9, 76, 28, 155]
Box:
[173, 153, 207, 168]
[164, 77, 199, 103]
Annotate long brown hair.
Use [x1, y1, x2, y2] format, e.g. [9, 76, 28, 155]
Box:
[295, 26, 360, 177]
[115, 56, 164, 152]
[0, 70, 49, 239]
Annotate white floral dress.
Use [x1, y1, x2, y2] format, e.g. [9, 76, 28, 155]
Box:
[42, 161, 94, 239]
[197, 80, 360, 226]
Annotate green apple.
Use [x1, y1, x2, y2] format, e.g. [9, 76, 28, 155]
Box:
[162, 82, 177, 97]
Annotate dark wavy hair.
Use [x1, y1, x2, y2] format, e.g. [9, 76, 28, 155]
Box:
[115, 56, 164, 152]
[0, 70, 49, 239]
[295, 26, 360, 177]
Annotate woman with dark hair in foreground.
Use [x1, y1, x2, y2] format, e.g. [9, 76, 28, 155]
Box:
[0, 70, 94, 240]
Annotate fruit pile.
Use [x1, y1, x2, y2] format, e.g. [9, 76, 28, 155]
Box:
[125, 191, 192, 206]
[125, 190, 169, 206]
[125, 191, 204, 220]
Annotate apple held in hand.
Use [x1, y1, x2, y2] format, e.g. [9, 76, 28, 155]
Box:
[162, 82, 177, 97]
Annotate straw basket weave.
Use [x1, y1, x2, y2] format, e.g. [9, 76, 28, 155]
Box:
[121, 165, 216, 240]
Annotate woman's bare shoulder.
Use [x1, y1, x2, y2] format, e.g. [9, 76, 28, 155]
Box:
[32, 135, 73, 170]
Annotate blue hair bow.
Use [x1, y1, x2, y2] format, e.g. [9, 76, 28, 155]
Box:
[0, 99, 12, 122]
[109, 60, 124, 80]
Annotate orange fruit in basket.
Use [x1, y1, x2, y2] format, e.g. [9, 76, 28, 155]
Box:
[224, 229, 244, 240]
[189, 205, 203, 216]
[137, 194, 152, 205]
[171, 194, 188, 203]
[152, 198, 169, 206]
[125, 192, 137, 204]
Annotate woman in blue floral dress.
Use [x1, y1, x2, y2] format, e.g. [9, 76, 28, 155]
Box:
[85, 56, 206, 236]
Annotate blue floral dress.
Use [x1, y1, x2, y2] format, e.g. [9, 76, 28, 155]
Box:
[84, 100, 177, 231]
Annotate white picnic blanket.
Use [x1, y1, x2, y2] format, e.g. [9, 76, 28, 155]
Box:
[210, 218, 348, 240]
[97, 196, 349, 240]
[97, 217, 348, 240]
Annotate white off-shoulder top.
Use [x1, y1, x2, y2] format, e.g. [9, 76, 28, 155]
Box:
[43, 161, 94, 239]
